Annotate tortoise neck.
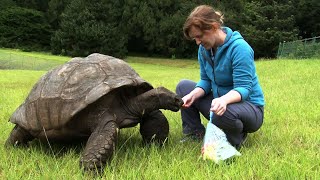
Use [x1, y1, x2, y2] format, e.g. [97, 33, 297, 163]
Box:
[126, 89, 161, 117]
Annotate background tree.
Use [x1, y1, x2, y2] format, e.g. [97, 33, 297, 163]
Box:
[1, 0, 16, 9]
[12, 0, 49, 12]
[212, 0, 245, 31]
[294, 0, 320, 38]
[47, 0, 70, 31]
[124, 0, 195, 58]
[0, 7, 52, 51]
[240, 0, 298, 58]
[124, 0, 210, 58]
[0, 0, 318, 59]
[51, 0, 127, 58]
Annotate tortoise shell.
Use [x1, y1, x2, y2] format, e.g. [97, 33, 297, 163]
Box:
[10, 53, 153, 131]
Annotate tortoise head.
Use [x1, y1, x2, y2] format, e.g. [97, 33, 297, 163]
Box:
[155, 86, 183, 112]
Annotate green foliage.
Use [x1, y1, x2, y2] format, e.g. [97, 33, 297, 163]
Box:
[124, 0, 200, 58]
[12, 0, 49, 12]
[50, 0, 201, 58]
[1, 0, 16, 9]
[240, 1, 298, 58]
[294, 0, 320, 38]
[212, 0, 245, 31]
[1, 0, 318, 58]
[46, 0, 70, 30]
[0, 7, 52, 51]
[51, 0, 127, 58]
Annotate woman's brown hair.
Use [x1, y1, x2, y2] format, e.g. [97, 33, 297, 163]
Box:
[183, 5, 224, 40]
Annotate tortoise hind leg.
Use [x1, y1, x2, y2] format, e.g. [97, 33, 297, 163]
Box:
[5, 125, 34, 147]
[80, 120, 118, 171]
[140, 110, 169, 145]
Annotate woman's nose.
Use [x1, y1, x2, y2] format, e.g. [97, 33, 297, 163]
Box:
[195, 38, 201, 45]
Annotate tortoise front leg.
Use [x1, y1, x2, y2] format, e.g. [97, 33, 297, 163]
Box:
[5, 125, 34, 147]
[80, 120, 118, 171]
[140, 110, 169, 145]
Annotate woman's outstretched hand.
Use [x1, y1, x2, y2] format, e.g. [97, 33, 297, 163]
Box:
[182, 93, 195, 108]
[181, 87, 206, 108]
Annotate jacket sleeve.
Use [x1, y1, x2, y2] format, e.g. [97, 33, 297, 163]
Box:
[195, 46, 211, 94]
[231, 41, 254, 101]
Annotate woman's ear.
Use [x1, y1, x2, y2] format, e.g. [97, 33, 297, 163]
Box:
[211, 22, 220, 31]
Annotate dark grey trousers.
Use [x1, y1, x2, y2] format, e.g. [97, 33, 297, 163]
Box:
[175, 79, 264, 147]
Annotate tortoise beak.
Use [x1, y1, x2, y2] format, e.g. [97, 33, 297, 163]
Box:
[173, 96, 183, 111]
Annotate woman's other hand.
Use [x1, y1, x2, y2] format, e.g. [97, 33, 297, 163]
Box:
[210, 97, 227, 116]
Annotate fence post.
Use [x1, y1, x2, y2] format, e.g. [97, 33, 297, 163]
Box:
[277, 42, 282, 58]
[303, 39, 307, 58]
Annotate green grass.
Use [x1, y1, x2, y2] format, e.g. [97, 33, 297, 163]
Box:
[0, 49, 319, 179]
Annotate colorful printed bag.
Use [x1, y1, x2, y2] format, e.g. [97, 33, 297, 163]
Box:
[201, 112, 241, 163]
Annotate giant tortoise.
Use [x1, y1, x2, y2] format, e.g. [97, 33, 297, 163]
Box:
[5, 53, 183, 171]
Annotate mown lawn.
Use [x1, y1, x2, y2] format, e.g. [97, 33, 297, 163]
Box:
[0, 49, 319, 179]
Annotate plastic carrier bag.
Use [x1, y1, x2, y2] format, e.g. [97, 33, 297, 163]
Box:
[201, 112, 241, 163]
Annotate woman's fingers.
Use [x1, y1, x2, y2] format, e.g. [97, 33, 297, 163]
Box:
[215, 107, 226, 116]
[210, 98, 227, 116]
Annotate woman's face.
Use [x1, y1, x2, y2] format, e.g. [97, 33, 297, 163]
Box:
[189, 26, 217, 50]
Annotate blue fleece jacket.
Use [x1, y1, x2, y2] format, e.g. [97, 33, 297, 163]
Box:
[196, 27, 265, 106]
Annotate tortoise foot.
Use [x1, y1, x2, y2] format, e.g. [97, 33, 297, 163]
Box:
[140, 110, 169, 145]
[80, 121, 118, 171]
[5, 125, 34, 148]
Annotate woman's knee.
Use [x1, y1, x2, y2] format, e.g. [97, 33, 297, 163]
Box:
[175, 79, 196, 97]
[212, 112, 243, 133]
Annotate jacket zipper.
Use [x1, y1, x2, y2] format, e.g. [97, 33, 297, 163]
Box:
[210, 49, 220, 97]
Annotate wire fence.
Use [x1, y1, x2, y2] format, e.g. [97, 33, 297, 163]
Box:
[0, 50, 65, 71]
[277, 36, 320, 59]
